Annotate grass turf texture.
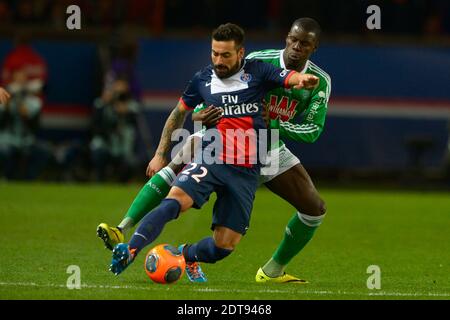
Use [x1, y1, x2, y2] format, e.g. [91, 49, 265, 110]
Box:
[0, 182, 449, 300]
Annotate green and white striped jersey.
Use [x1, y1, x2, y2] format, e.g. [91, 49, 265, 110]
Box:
[246, 49, 331, 145]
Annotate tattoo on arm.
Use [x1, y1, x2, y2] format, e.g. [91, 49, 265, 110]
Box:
[156, 104, 187, 157]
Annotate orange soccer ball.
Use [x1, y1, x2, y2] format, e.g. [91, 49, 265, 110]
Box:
[144, 244, 186, 284]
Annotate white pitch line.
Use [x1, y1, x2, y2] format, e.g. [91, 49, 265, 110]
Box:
[0, 282, 449, 298]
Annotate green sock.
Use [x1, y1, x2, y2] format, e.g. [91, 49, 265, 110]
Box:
[117, 167, 176, 234]
[263, 212, 325, 277]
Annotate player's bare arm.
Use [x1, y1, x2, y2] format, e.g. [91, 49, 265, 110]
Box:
[288, 73, 319, 90]
[146, 101, 190, 177]
[0, 87, 11, 105]
[166, 106, 223, 170]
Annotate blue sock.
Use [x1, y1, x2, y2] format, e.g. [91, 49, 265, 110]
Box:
[128, 198, 180, 255]
[184, 237, 233, 263]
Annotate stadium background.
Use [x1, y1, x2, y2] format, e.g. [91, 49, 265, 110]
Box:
[0, 0, 449, 300]
[0, 0, 449, 185]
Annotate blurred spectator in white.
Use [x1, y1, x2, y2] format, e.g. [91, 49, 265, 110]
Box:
[90, 76, 139, 182]
[0, 70, 50, 180]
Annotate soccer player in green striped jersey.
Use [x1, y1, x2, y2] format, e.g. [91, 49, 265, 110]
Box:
[97, 17, 330, 284]
[246, 18, 330, 283]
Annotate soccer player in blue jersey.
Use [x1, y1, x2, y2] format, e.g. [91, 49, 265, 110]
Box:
[99, 18, 329, 284]
[108, 23, 319, 281]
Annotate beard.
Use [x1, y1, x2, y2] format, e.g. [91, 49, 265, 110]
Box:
[214, 60, 241, 79]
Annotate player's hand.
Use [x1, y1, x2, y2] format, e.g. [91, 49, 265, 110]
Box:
[146, 154, 168, 177]
[294, 74, 319, 90]
[192, 105, 223, 127]
[0, 87, 11, 105]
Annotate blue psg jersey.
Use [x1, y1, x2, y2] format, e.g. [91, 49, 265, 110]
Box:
[179, 59, 295, 167]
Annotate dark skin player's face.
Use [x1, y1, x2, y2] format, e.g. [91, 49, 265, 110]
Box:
[284, 26, 318, 71]
[211, 40, 245, 78]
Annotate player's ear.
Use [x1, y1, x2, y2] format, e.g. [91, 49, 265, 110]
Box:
[313, 38, 319, 52]
[238, 47, 245, 60]
[313, 42, 319, 52]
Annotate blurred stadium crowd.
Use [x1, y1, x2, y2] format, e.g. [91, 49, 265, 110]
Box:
[0, 0, 449, 36]
[0, 33, 142, 182]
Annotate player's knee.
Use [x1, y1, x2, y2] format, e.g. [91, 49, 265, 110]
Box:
[213, 227, 242, 251]
[214, 238, 238, 251]
[319, 199, 327, 216]
[214, 232, 242, 250]
[296, 192, 326, 217]
[167, 161, 184, 175]
[309, 197, 326, 216]
[178, 199, 193, 212]
[167, 187, 193, 212]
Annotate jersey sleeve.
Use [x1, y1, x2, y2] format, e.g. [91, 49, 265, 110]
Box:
[257, 60, 295, 90]
[279, 75, 331, 143]
[180, 72, 204, 110]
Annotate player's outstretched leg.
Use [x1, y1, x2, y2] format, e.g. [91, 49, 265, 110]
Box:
[109, 198, 182, 275]
[258, 163, 326, 283]
[114, 135, 200, 237]
[118, 166, 178, 233]
[97, 166, 177, 250]
[98, 134, 201, 250]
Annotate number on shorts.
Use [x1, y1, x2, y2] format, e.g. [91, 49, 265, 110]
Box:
[181, 163, 208, 183]
[181, 163, 198, 175]
[191, 166, 208, 183]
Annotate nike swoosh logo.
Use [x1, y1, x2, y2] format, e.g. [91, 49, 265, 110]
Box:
[205, 82, 211, 87]
[134, 232, 148, 240]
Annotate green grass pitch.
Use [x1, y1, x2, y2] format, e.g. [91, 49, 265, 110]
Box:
[0, 182, 449, 300]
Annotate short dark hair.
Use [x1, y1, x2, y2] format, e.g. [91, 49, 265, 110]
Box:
[291, 18, 321, 41]
[212, 23, 245, 49]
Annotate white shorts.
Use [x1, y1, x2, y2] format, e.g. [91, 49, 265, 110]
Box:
[259, 144, 301, 185]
